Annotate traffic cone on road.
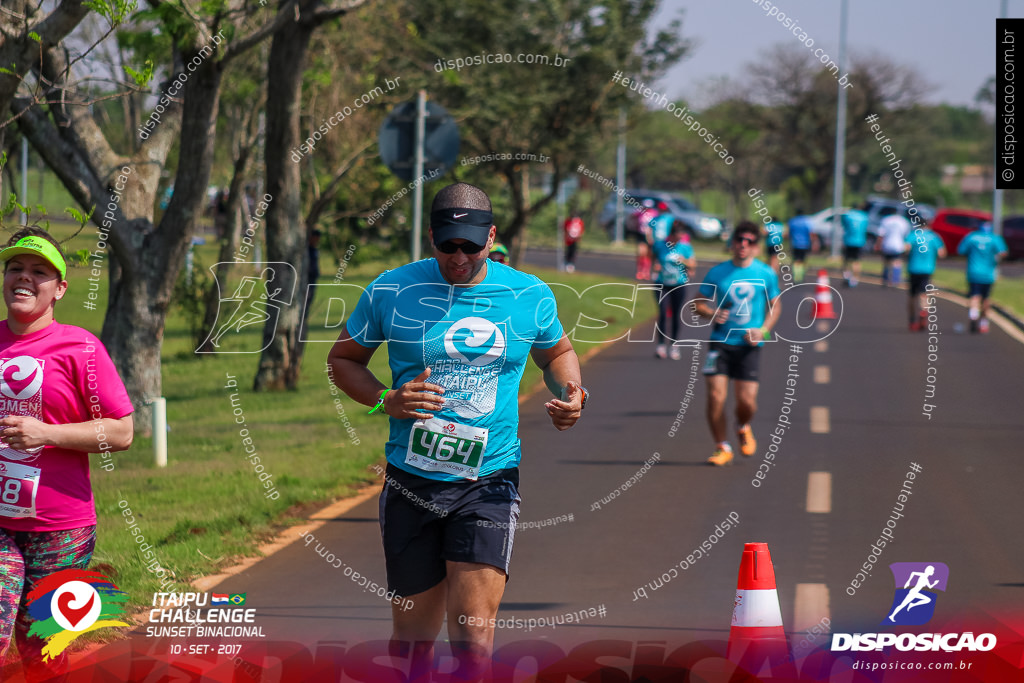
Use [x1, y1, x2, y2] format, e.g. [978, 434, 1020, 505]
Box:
[812, 269, 837, 320]
[729, 542, 791, 676]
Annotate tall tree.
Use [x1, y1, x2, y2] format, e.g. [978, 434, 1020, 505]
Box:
[3, 0, 317, 417]
[741, 45, 931, 208]
[252, 0, 368, 391]
[385, 0, 690, 265]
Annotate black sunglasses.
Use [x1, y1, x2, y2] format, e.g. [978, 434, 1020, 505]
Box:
[733, 235, 758, 246]
[436, 240, 487, 255]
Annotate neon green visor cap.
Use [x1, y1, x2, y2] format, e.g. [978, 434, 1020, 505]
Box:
[0, 236, 67, 281]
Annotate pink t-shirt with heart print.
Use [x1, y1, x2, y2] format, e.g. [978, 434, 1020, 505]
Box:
[0, 320, 133, 531]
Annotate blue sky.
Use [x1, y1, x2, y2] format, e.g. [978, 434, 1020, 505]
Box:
[656, 0, 1007, 108]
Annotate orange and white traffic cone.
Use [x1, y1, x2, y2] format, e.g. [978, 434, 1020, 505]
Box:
[813, 269, 837, 320]
[729, 542, 792, 676]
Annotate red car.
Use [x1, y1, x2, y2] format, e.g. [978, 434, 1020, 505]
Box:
[930, 208, 992, 253]
[999, 215, 1024, 259]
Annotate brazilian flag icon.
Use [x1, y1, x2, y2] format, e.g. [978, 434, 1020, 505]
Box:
[229, 593, 247, 606]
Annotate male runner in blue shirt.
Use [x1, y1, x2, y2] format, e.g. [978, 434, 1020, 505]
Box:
[695, 221, 781, 466]
[958, 222, 1008, 333]
[788, 211, 812, 282]
[841, 205, 870, 287]
[328, 183, 586, 679]
[904, 223, 946, 331]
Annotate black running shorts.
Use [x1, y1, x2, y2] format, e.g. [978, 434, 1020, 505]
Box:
[908, 273, 931, 295]
[380, 463, 521, 597]
[703, 342, 762, 381]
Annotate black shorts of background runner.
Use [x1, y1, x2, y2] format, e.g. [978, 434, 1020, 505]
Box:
[908, 273, 931, 295]
[843, 246, 862, 261]
[793, 247, 809, 261]
[882, 251, 903, 264]
[968, 282, 993, 298]
[654, 285, 690, 345]
[380, 464, 521, 597]
[704, 342, 761, 381]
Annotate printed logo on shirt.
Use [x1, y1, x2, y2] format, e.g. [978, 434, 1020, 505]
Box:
[443, 317, 505, 367]
[425, 317, 506, 419]
[726, 282, 757, 326]
[0, 355, 44, 461]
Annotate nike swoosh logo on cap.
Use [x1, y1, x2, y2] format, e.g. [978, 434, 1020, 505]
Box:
[453, 212, 468, 218]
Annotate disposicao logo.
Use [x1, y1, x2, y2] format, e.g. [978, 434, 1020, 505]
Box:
[25, 569, 128, 660]
[885, 562, 948, 626]
[831, 562, 996, 653]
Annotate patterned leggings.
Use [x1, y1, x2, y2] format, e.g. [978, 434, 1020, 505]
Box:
[0, 526, 96, 680]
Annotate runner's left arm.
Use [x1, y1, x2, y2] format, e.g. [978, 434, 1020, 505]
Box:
[745, 293, 782, 345]
[531, 335, 583, 431]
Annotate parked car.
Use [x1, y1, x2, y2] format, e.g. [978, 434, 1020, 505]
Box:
[599, 189, 726, 240]
[930, 208, 992, 254]
[999, 215, 1024, 260]
[863, 196, 936, 243]
[804, 206, 850, 251]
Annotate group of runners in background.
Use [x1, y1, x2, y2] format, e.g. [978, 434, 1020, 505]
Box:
[629, 199, 1008, 335]
[619, 197, 1009, 470]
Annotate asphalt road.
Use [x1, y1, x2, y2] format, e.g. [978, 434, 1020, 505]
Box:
[93, 248, 1024, 682]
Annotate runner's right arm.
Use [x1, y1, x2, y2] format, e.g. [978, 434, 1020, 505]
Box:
[327, 333, 445, 420]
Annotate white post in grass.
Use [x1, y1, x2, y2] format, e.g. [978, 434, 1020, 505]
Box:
[152, 397, 167, 467]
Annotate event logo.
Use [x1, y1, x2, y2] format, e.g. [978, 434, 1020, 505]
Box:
[832, 561, 994, 653]
[26, 569, 128, 660]
[885, 562, 949, 626]
[443, 317, 505, 366]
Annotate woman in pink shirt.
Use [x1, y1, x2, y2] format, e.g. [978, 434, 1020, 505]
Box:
[0, 228, 133, 680]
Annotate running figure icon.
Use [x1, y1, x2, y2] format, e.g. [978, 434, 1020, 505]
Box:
[888, 565, 939, 622]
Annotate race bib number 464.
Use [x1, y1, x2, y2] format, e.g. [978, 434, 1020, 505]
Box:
[405, 418, 488, 481]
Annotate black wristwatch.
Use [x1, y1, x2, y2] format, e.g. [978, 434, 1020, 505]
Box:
[580, 386, 589, 410]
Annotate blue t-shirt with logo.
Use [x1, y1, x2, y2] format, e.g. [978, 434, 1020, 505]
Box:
[789, 216, 812, 250]
[958, 231, 1008, 284]
[346, 259, 564, 481]
[699, 260, 781, 345]
[652, 238, 694, 285]
[649, 213, 675, 242]
[904, 229, 944, 275]
[842, 210, 869, 248]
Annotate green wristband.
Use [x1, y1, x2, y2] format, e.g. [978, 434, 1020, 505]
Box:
[761, 327, 771, 341]
[368, 390, 389, 415]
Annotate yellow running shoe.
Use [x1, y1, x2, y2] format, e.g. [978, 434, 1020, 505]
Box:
[737, 425, 757, 457]
[707, 445, 734, 466]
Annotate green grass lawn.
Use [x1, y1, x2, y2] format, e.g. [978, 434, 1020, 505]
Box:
[31, 234, 656, 613]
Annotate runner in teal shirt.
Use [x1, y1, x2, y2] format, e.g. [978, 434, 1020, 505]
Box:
[957, 223, 1008, 333]
[652, 223, 696, 359]
[327, 182, 586, 679]
[903, 227, 946, 330]
[694, 222, 782, 467]
[841, 207, 869, 287]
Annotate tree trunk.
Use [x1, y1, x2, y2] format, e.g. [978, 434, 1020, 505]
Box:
[16, 47, 223, 422]
[101, 60, 224, 414]
[197, 131, 256, 353]
[253, 5, 317, 391]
